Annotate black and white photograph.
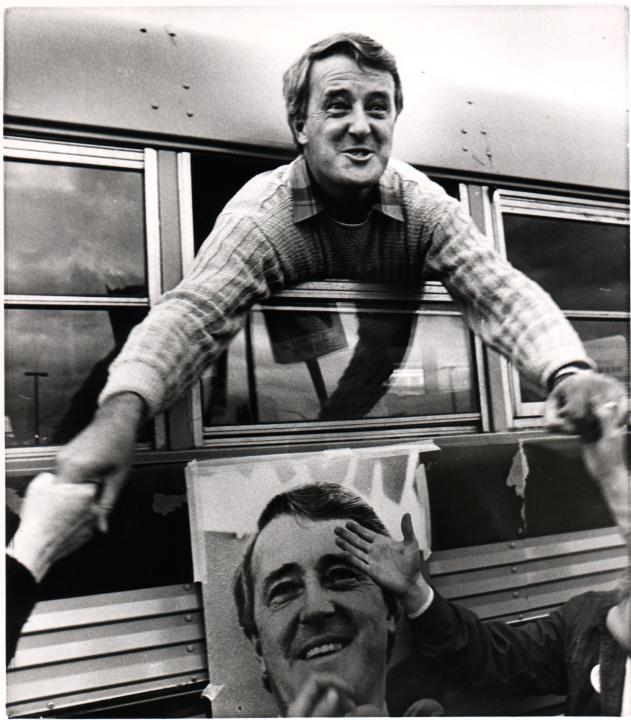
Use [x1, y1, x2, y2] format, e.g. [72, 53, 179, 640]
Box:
[4, 3, 630, 717]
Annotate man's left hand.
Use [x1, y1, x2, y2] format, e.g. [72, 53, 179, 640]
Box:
[544, 371, 627, 441]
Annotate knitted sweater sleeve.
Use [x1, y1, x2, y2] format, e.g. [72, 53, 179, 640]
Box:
[418, 189, 593, 391]
[99, 210, 284, 416]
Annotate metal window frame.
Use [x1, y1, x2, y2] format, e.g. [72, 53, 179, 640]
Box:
[4, 137, 164, 455]
[492, 189, 630, 425]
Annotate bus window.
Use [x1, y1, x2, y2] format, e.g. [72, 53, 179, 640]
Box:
[492, 191, 630, 420]
[4, 139, 157, 448]
[200, 302, 478, 428]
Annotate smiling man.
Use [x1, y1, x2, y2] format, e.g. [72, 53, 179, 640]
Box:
[233, 483, 401, 716]
[57, 33, 624, 531]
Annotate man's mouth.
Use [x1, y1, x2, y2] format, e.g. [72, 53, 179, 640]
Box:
[343, 148, 374, 161]
[298, 636, 351, 661]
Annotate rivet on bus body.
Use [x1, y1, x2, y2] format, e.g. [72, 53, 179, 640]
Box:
[510, 566, 517, 573]
[183, 584, 191, 591]
[186, 112, 194, 117]
[191, 676, 197, 683]
[460, 129, 467, 134]
[513, 591, 519, 598]
[462, 148, 468, 152]
[187, 644, 195, 653]
[509, 541, 516, 548]
[183, 84, 190, 89]
[151, 103, 159, 110]
[47, 703, 55, 710]
[185, 614, 193, 623]
[140, 28, 147, 33]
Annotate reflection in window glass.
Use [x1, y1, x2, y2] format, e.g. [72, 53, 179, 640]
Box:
[201, 305, 477, 427]
[5, 307, 147, 446]
[519, 319, 630, 403]
[4, 160, 147, 296]
[503, 214, 629, 312]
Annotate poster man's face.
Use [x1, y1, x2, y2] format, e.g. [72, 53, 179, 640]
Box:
[294, 53, 397, 199]
[250, 515, 396, 711]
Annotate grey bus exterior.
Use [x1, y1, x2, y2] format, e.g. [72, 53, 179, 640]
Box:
[4, 6, 629, 717]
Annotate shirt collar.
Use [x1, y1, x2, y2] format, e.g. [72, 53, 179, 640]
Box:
[289, 155, 404, 224]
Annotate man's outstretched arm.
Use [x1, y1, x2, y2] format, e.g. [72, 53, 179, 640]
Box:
[55, 212, 283, 528]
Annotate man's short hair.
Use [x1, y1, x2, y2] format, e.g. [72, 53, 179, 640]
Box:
[282, 32, 404, 145]
[233, 482, 399, 643]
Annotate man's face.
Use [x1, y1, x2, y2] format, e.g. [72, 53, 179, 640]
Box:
[294, 53, 398, 199]
[250, 515, 396, 711]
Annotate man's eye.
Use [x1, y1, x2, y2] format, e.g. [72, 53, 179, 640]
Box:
[326, 566, 360, 587]
[327, 101, 349, 115]
[368, 104, 389, 115]
[268, 581, 299, 604]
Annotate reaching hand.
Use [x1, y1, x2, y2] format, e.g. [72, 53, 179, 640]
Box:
[287, 673, 356, 717]
[55, 393, 145, 532]
[9, 472, 98, 582]
[544, 371, 627, 441]
[580, 402, 627, 485]
[334, 514, 422, 598]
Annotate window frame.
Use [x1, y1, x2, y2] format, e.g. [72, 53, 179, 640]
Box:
[491, 188, 630, 426]
[4, 137, 164, 453]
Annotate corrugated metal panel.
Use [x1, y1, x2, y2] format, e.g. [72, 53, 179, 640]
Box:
[427, 526, 625, 715]
[6, 584, 208, 718]
[430, 525, 625, 620]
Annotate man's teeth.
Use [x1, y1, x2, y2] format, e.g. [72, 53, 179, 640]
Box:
[305, 642, 343, 659]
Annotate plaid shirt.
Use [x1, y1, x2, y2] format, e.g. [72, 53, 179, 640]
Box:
[100, 155, 592, 416]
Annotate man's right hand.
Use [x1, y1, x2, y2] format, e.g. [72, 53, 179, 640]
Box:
[334, 514, 432, 616]
[55, 393, 146, 532]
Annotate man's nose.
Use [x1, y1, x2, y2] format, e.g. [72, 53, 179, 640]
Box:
[299, 582, 335, 624]
[347, 107, 371, 138]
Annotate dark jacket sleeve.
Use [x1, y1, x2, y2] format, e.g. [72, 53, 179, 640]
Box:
[6, 554, 39, 665]
[409, 592, 568, 697]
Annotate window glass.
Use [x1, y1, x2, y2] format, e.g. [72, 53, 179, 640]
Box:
[519, 318, 630, 403]
[4, 160, 147, 296]
[201, 305, 477, 427]
[503, 214, 629, 312]
[5, 307, 148, 446]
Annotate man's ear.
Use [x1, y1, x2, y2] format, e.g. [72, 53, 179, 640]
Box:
[292, 116, 308, 146]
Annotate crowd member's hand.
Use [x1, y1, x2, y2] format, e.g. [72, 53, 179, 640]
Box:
[286, 673, 356, 717]
[55, 393, 145, 532]
[335, 514, 431, 615]
[544, 371, 627, 441]
[8, 472, 98, 582]
[581, 402, 630, 544]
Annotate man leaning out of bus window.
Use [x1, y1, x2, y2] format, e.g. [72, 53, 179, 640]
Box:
[335, 406, 631, 716]
[55, 32, 626, 532]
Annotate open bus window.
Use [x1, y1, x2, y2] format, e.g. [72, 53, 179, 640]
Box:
[200, 303, 478, 428]
[4, 140, 156, 448]
[191, 151, 470, 437]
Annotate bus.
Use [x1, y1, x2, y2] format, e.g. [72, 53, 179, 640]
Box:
[4, 5, 629, 717]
